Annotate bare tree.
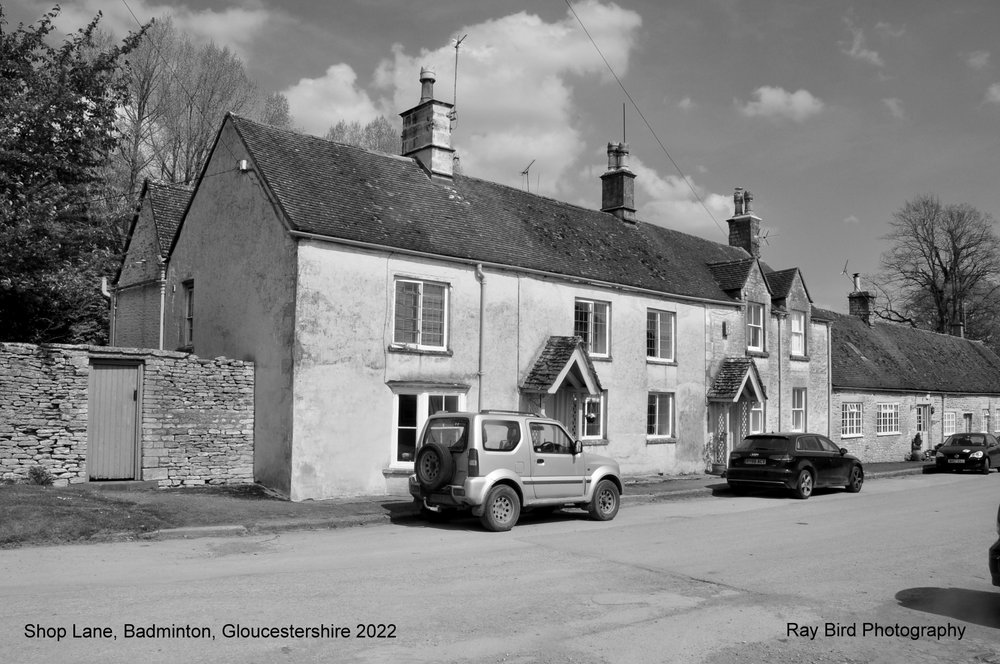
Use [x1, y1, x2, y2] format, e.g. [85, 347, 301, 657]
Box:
[326, 116, 399, 154]
[261, 92, 292, 129]
[874, 194, 1000, 346]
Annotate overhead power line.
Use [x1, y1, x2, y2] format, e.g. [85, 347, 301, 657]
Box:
[563, 0, 725, 237]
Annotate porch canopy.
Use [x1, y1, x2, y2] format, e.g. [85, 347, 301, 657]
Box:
[707, 357, 767, 403]
[521, 336, 603, 396]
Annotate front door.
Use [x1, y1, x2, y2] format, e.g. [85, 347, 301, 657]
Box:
[528, 421, 585, 500]
[88, 361, 141, 480]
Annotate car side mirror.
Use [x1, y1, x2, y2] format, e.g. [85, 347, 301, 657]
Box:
[839, 447, 848, 455]
[574, 440, 583, 455]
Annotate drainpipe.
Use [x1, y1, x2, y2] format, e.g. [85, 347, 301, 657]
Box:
[157, 260, 167, 350]
[475, 264, 486, 410]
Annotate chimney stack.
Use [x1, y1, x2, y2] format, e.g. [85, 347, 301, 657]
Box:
[600, 142, 637, 223]
[400, 67, 455, 178]
[727, 186, 761, 258]
[848, 274, 875, 326]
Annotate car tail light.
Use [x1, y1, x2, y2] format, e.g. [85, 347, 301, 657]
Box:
[770, 454, 793, 462]
[467, 449, 479, 477]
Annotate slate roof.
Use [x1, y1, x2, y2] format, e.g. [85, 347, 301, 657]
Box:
[146, 182, 193, 256]
[815, 308, 1000, 394]
[707, 357, 767, 401]
[706, 259, 757, 294]
[522, 336, 603, 393]
[764, 268, 805, 302]
[225, 115, 753, 303]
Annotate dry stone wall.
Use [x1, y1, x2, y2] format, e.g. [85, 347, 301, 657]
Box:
[0, 343, 253, 487]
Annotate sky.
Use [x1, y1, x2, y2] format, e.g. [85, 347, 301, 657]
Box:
[7, 0, 1000, 312]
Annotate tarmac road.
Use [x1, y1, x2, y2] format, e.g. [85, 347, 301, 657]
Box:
[2, 470, 998, 664]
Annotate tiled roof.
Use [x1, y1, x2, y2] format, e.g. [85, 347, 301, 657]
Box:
[522, 336, 603, 393]
[815, 307, 1000, 393]
[147, 182, 193, 258]
[707, 357, 767, 401]
[227, 115, 752, 302]
[764, 268, 800, 301]
[707, 259, 756, 293]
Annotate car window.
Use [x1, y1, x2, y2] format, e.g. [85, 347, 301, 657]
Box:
[530, 422, 574, 454]
[422, 417, 469, 451]
[817, 437, 841, 453]
[482, 420, 521, 452]
[947, 434, 986, 447]
[736, 437, 791, 452]
[796, 436, 821, 452]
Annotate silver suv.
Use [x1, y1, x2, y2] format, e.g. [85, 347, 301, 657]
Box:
[408, 410, 623, 531]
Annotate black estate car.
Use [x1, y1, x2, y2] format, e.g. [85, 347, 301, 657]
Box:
[934, 433, 1000, 474]
[727, 432, 864, 499]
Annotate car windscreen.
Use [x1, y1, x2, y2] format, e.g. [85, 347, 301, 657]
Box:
[421, 417, 469, 451]
[944, 436, 987, 447]
[736, 437, 791, 452]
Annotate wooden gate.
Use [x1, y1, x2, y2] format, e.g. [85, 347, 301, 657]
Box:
[88, 361, 142, 480]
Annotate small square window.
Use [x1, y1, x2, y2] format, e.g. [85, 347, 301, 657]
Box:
[574, 299, 610, 357]
[646, 310, 675, 362]
[747, 303, 764, 352]
[647, 393, 674, 438]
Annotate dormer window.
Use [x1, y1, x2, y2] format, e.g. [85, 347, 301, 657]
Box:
[747, 302, 764, 352]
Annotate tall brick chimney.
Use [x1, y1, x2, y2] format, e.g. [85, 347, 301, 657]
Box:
[727, 187, 761, 258]
[400, 67, 455, 178]
[600, 142, 637, 223]
[848, 274, 875, 326]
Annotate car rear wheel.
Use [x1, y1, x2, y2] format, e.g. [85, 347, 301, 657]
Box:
[414, 442, 454, 491]
[480, 485, 520, 532]
[845, 465, 864, 493]
[793, 469, 813, 499]
[588, 479, 620, 521]
[982, 459, 991, 475]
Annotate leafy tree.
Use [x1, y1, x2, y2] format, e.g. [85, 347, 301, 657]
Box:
[0, 7, 146, 343]
[872, 194, 1000, 349]
[326, 116, 399, 154]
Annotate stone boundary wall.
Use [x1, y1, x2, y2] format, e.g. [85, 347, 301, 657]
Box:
[0, 343, 253, 487]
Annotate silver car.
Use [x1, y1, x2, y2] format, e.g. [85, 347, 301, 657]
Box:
[408, 410, 623, 531]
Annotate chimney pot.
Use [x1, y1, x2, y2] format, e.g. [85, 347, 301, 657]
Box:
[419, 67, 436, 103]
[400, 67, 455, 177]
[734, 187, 744, 216]
[600, 141, 636, 223]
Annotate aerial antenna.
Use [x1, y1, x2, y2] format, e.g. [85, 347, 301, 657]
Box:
[622, 102, 626, 143]
[521, 159, 535, 192]
[450, 34, 467, 127]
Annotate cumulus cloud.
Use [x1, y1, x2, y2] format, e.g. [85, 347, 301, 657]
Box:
[628, 157, 730, 235]
[841, 16, 884, 67]
[284, 64, 383, 133]
[360, 0, 643, 194]
[987, 83, 1000, 105]
[882, 98, 905, 120]
[736, 86, 824, 122]
[964, 50, 991, 70]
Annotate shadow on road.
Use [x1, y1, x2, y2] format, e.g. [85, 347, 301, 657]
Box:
[896, 587, 1000, 629]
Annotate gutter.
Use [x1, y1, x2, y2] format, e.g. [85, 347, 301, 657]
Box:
[288, 230, 742, 309]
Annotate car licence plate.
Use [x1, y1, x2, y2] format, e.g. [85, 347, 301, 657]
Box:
[745, 459, 766, 465]
[948, 459, 965, 464]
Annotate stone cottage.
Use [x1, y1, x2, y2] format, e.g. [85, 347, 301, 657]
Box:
[113, 68, 830, 500]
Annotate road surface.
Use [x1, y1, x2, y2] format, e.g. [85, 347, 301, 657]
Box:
[2, 471, 998, 663]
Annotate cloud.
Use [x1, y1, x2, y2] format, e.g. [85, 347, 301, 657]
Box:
[964, 50, 991, 70]
[358, 0, 643, 195]
[284, 64, 382, 133]
[628, 157, 730, 235]
[841, 16, 884, 67]
[843, 215, 861, 225]
[882, 98, 905, 120]
[40, 0, 281, 58]
[677, 97, 695, 111]
[736, 86, 824, 122]
[987, 83, 1000, 105]
[874, 21, 905, 38]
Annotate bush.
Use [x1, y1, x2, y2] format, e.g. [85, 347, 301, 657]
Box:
[26, 466, 54, 486]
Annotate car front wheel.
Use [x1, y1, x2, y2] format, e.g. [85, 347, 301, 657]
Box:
[793, 469, 814, 499]
[588, 479, 620, 521]
[982, 459, 991, 475]
[480, 485, 520, 532]
[845, 465, 864, 493]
